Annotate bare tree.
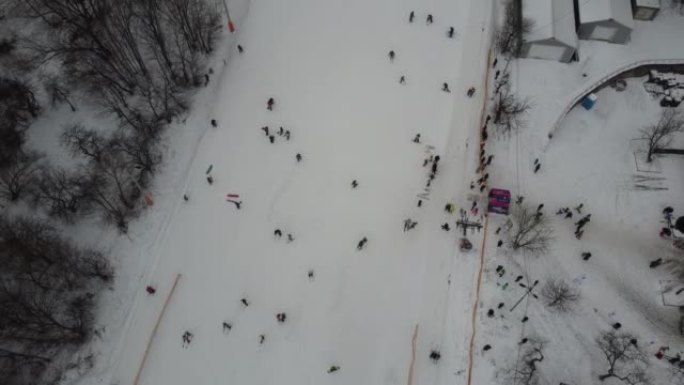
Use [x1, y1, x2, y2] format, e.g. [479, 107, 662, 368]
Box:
[596, 331, 650, 384]
[504, 336, 546, 385]
[540, 278, 580, 313]
[493, 91, 531, 135]
[0, 150, 42, 202]
[33, 167, 94, 222]
[509, 204, 553, 254]
[640, 109, 684, 163]
[61, 124, 108, 164]
[495, 0, 534, 58]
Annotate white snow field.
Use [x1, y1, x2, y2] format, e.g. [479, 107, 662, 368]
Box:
[105, 1, 495, 385]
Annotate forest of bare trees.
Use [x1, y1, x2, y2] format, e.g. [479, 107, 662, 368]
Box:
[0, 0, 221, 383]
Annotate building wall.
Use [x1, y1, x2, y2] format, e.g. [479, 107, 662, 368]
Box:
[578, 20, 632, 44]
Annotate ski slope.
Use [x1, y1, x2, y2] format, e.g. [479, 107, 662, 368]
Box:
[109, 1, 494, 385]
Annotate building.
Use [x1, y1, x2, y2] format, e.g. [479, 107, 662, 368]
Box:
[519, 0, 578, 63]
[631, 0, 661, 20]
[577, 0, 634, 44]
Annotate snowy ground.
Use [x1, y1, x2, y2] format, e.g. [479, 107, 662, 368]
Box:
[471, 4, 684, 384]
[88, 1, 497, 385]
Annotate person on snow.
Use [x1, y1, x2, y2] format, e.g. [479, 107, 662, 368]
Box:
[399, 75, 406, 84]
[207, 175, 214, 185]
[267, 97, 275, 111]
[430, 350, 441, 361]
[442, 223, 450, 231]
[211, 119, 218, 127]
[575, 230, 584, 239]
[259, 334, 265, 344]
[565, 210, 573, 219]
[495, 70, 500, 80]
[182, 331, 193, 347]
[183, 194, 189, 202]
[285, 130, 291, 141]
[404, 218, 412, 232]
[228, 200, 241, 209]
[409, 11, 415, 23]
[204, 74, 210, 86]
[278, 126, 284, 136]
[431, 162, 438, 174]
[223, 322, 232, 333]
[287, 234, 294, 243]
[357, 237, 368, 250]
[442, 82, 451, 93]
[351, 180, 358, 188]
[467, 87, 476, 97]
[146, 285, 156, 295]
[486, 155, 493, 165]
[328, 365, 340, 373]
[308, 269, 315, 279]
[274, 229, 282, 238]
[269, 135, 275, 144]
[388, 50, 395, 62]
[537, 203, 544, 212]
[447, 27, 455, 38]
[296, 153, 302, 162]
[241, 298, 249, 306]
[581, 252, 592, 261]
[534, 163, 541, 173]
[574, 203, 584, 213]
[418, 200, 422, 207]
[426, 14, 433, 24]
[237, 44, 244, 54]
[261, 126, 269, 136]
[497, 240, 503, 247]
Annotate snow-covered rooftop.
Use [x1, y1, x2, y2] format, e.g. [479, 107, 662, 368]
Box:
[580, 0, 635, 28]
[523, 0, 578, 47]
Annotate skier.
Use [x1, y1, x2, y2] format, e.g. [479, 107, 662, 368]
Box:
[241, 298, 249, 306]
[399, 75, 406, 84]
[534, 158, 539, 166]
[430, 350, 441, 361]
[581, 252, 592, 261]
[211, 119, 218, 127]
[308, 269, 315, 279]
[146, 285, 156, 295]
[261, 126, 269, 136]
[486, 155, 493, 165]
[442, 223, 450, 231]
[497, 240, 503, 247]
[447, 26, 455, 38]
[574, 203, 584, 213]
[409, 11, 415, 23]
[182, 331, 193, 348]
[296, 153, 302, 162]
[537, 203, 544, 212]
[267, 97, 275, 111]
[565, 211, 573, 219]
[183, 194, 189, 202]
[259, 334, 265, 344]
[328, 366, 340, 373]
[207, 175, 214, 185]
[357, 237, 368, 250]
[278, 126, 284, 136]
[534, 163, 541, 173]
[237, 44, 244, 54]
[285, 130, 291, 140]
[492, 58, 498, 68]
[495, 70, 500, 80]
[228, 200, 241, 210]
[269, 135, 275, 144]
[418, 200, 422, 207]
[388, 50, 395, 62]
[222, 322, 232, 333]
[487, 309, 494, 318]
[287, 234, 294, 243]
[442, 82, 451, 93]
[404, 218, 412, 232]
[274, 229, 282, 238]
[426, 14, 433, 24]
[431, 162, 438, 174]
[408, 220, 417, 230]
[467, 87, 476, 97]
[351, 180, 358, 188]
[434, 155, 440, 163]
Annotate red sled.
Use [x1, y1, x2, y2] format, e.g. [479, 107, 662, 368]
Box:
[228, 21, 236, 33]
[227, 193, 240, 199]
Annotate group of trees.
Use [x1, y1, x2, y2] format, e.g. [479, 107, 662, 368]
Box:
[0, 216, 113, 385]
[491, 0, 532, 136]
[0, 0, 221, 383]
[0, 0, 221, 231]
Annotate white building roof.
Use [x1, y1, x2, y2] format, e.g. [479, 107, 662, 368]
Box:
[523, 0, 578, 48]
[580, 0, 634, 28]
[634, 0, 661, 8]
